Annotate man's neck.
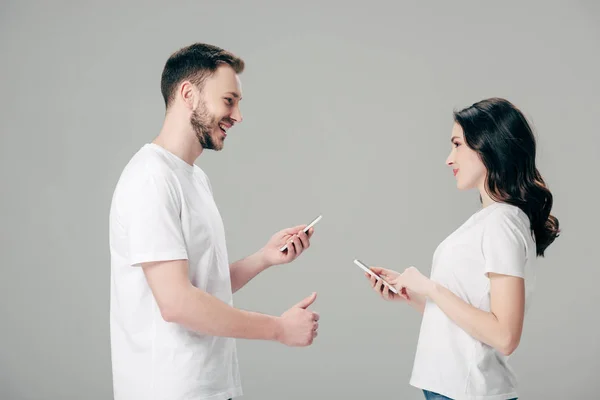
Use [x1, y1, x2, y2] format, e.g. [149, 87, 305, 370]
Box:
[153, 113, 202, 166]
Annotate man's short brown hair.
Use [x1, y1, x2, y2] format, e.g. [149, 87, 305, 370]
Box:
[160, 43, 245, 108]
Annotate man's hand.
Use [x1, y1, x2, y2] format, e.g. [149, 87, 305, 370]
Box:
[229, 225, 316, 293]
[276, 292, 319, 347]
[258, 225, 315, 267]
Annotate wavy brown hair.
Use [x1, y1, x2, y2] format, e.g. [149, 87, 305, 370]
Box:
[453, 98, 560, 257]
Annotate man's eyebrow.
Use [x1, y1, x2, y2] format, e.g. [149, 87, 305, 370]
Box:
[225, 92, 241, 99]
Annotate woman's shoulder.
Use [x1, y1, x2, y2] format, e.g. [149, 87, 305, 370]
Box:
[483, 202, 535, 247]
[488, 202, 530, 224]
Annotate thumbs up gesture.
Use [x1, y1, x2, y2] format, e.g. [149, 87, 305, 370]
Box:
[277, 292, 320, 347]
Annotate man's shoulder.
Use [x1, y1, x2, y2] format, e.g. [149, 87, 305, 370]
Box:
[110, 145, 183, 219]
[120, 144, 179, 185]
[110, 146, 183, 214]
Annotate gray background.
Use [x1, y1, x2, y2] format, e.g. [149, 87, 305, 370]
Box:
[1, 1, 599, 399]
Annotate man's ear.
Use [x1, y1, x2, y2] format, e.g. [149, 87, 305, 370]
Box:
[179, 81, 196, 110]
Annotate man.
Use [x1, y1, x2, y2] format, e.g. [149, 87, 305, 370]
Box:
[109, 42, 319, 400]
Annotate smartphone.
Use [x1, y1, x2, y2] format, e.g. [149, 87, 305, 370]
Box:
[279, 215, 323, 252]
[353, 259, 399, 294]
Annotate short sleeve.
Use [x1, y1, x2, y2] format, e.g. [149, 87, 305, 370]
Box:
[481, 209, 529, 278]
[126, 172, 188, 266]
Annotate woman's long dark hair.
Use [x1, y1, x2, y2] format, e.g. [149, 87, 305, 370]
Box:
[453, 97, 560, 257]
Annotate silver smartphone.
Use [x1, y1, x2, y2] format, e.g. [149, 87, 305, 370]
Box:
[353, 259, 398, 294]
[279, 215, 323, 252]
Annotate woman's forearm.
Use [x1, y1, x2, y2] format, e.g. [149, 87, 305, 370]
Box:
[407, 291, 427, 314]
[427, 282, 518, 355]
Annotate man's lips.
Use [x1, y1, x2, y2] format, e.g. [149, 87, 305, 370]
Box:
[218, 121, 233, 136]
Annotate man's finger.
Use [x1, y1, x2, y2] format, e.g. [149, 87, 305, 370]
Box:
[282, 225, 306, 235]
[295, 292, 317, 309]
[297, 230, 310, 249]
[291, 235, 303, 256]
[283, 237, 297, 258]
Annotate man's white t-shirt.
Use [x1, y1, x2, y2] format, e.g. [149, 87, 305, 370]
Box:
[410, 202, 536, 400]
[109, 143, 242, 400]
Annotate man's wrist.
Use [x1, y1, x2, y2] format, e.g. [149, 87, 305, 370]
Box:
[272, 316, 284, 343]
[253, 249, 273, 270]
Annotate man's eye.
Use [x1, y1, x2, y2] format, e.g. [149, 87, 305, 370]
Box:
[224, 98, 233, 105]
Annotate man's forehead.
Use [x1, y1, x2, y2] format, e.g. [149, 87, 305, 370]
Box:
[209, 67, 242, 96]
[231, 75, 242, 97]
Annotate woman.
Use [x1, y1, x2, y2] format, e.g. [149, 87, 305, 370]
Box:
[366, 98, 560, 400]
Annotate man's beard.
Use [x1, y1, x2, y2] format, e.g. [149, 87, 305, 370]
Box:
[191, 106, 222, 151]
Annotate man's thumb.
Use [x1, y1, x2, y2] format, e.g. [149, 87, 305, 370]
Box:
[295, 292, 317, 309]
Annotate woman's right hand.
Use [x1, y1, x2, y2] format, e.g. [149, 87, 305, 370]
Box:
[366, 267, 410, 302]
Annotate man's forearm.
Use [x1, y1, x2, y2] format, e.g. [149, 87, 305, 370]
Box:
[229, 252, 271, 293]
[167, 284, 281, 341]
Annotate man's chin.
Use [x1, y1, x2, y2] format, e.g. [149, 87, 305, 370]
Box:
[198, 135, 225, 151]
[202, 144, 224, 152]
[212, 137, 225, 151]
[211, 131, 226, 151]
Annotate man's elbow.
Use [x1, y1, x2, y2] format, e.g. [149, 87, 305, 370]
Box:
[156, 293, 188, 324]
[141, 259, 193, 324]
[159, 304, 180, 323]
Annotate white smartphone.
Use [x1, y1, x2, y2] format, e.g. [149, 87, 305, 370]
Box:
[353, 259, 399, 294]
[279, 215, 323, 252]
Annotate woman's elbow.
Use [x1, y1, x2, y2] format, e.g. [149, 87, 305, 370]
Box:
[497, 332, 520, 356]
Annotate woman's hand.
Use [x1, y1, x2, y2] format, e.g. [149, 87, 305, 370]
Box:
[365, 267, 410, 301]
[387, 266, 436, 297]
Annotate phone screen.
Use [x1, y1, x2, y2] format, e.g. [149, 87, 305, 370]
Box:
[353, 259, 398, 294]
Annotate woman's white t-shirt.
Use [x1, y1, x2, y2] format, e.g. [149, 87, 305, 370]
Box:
[410, 202, 536, 400]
